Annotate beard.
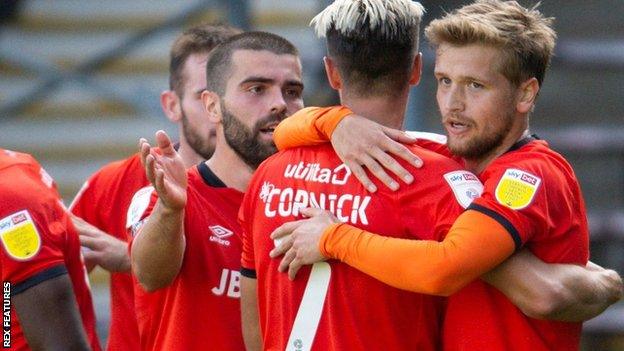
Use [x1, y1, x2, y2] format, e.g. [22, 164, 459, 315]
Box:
[446, 110, 514, 160]
[181, 106, 215, 160]
[221, 104, 284, 169]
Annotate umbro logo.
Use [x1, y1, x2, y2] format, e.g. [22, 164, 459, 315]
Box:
[209, 225, 233, 238]
[209, 225, 233, 246]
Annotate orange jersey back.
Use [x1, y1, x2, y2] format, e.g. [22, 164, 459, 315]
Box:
[240, 143, 479, 350]
[0, 149, 101, 351]
[443, 138, 589, 351]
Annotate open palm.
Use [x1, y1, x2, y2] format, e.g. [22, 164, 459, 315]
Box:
[139, 130, 188, 211]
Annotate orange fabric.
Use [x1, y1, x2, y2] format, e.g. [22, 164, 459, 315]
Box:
[273, 106, 353, 150]
[320, 210, 516, 296]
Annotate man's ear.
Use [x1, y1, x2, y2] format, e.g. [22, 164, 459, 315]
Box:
[516, 78, 539, 114]
[409, 52, 422, 85]
[324, 56, 342, 90]
[160, 90, 182, 122]
[201, 90, 221, 123]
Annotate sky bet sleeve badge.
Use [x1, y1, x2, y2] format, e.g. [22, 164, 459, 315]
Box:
[0, 210, 41, 261]
[494, 168, 541, 210]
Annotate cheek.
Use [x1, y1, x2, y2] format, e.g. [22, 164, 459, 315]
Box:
[287, 99, 304, 113]
[436, 89, 449, 112]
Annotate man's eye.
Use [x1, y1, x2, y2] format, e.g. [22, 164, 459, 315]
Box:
[249, 86, 264, 94]
[285, 88, 302, 98]
[469, 81, 484, 89]
[438, 77, 451, 85]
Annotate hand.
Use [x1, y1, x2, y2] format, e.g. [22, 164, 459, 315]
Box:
[585, 261, 623, 303]
[72, 215, 130, 273]
[598, 268, 623, 304]
[331, 115, 423, 192]
[139, 130, 187, 211]
[269, 208, 339, 279]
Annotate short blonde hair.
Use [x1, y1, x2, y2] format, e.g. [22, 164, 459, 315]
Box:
[310, 0, 425, 96]
[425, 0, 556, 86]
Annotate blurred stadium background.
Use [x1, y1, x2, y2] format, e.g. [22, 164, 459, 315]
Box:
[0, 0, 622, 349]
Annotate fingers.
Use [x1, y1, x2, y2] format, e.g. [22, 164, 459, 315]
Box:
[139, 138, 151, 167]
[82, 250, 99, 270]
[270, 234, 293, 258]
[155, 130, 176, 156]
[279, 248, 297, 273]
[299, 207, 325, 218]
[382, 136, 423, 169]
[270, 220, 303, 240]
[154, 168, 167, 197]
[371, 148, 414, 186]
[288, 258, 303, 280]
[345, 159, 377, 193]
[359, 154, 398, 191]
[384, 127, 419, 144]
[145, 154, 157, 186]
[79, 235, 101, 250]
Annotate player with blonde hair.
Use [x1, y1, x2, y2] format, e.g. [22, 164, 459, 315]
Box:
[269, 1, 623, 350]
[240, 1, 474, 350]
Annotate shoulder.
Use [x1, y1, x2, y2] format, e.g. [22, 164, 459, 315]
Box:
[398, 146, 481, 209]
[0, 152, 56, 198]
[0, 149, 42, 173]
[405, 131, 448, 145]
[485, 141, 571, 183]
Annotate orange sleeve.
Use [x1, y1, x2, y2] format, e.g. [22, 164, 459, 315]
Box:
[273, 106, 353, 150]
[319, 210, 516, 296]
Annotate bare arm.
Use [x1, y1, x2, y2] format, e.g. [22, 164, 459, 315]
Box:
[131, 202, 186, 292]
[484, 250, 623, 321]
[14, 272, 91, 351]
[241, 276, 262, 351]
[131, 131, 188, 292]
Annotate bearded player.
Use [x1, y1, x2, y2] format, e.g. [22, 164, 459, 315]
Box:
[129, 32, 304, 351]
[69, 24, 240, 351]
[239, 1, 482, 350]
[270, 1, 623, 350]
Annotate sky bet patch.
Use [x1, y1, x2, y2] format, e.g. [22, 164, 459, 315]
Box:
[495, 168, 541, 210]
[0, 210, 41, 261]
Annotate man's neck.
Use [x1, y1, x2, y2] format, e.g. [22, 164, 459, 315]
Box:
[177, 142, 205, 169]
[205, 138, 254, 193]
[464, 128, 531, 174]
[340, 89, 409, 129]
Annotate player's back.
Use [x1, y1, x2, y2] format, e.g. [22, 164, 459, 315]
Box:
[443, 139, 589, 351]
[241, 143, 479, 351]
[0, 150, 100, 351]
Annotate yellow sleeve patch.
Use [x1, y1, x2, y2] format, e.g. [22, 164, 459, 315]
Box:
[494, 168, 541, 210]
[0, 210, 41, 261]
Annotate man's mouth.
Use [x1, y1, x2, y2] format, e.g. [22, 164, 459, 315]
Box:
[259, 122, 279, 135]
[446, 119, 471, 134]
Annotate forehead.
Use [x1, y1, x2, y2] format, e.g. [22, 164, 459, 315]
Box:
[228, 49, 302, 84]
[435, 43, 504, 79]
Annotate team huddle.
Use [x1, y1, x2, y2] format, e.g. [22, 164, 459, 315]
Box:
[1, 1, 622, 350]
